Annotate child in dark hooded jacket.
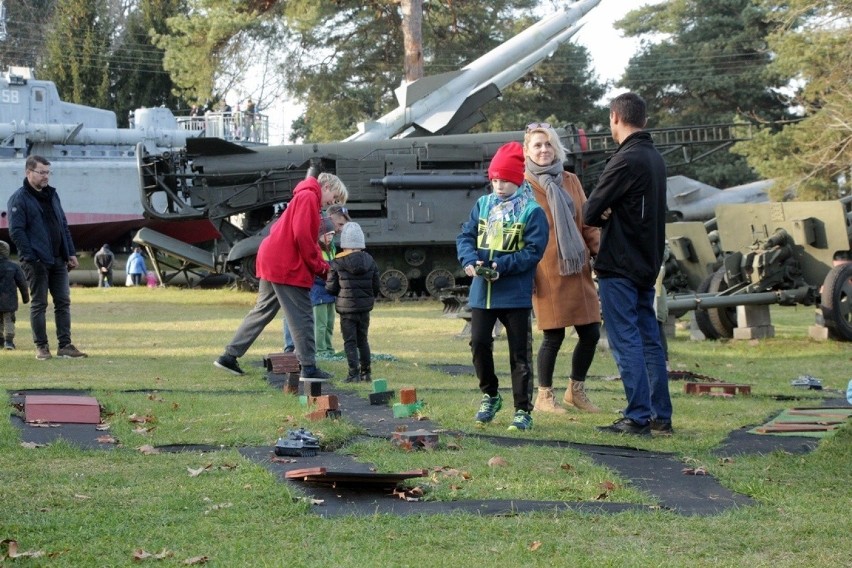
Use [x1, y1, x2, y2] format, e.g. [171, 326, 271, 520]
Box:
[0, 240, 30, 350]
[326, 222, 380, 382]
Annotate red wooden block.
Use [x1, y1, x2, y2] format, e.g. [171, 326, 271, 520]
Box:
[24, 395, 101, 424]
[399, 388, 418, 405]
[309, 395, 339, 411]
[305, 409, 328, 421]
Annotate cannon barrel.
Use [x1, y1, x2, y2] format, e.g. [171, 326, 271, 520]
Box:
[666, 285, 815, 313]
[370, 174, 489, 190]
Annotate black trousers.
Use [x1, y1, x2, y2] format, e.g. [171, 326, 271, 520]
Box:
[340, 311, 371, 375]
[470, 307, 533, 412]
[536, 322, 601, 387]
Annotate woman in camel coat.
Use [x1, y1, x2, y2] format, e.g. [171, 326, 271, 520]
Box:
[524, 123, 602, 413]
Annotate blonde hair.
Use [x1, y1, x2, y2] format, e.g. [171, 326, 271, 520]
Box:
[523, 125, 566, 163]
[318, 172, 348, 204]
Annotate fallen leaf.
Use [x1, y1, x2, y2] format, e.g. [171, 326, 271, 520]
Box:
[488, 456, 508, 467]
[74, 494, 91, 500]
[20, 441, 44, 449]
[133, 426, 155, 435]
[95, 423, 111, 431]
[395, 425, 408, 433]
[128, 414, 156, 424]
[2, 539, 46, 559]
[183, 555, 209, 565]
[561, 463, 574, 472]
[682, 467, 708, 476]
[171, 403, 180, 411]
[528, 541, 542, 552]
[599, 480, 618, 492]
[132, 548, 172, 561]
[271, 457, 297, 464]
[96, 435, 118, 444]
[187, 464, 213, 477]
[138, 445, 160, 455]
[446, 442, 462, 451]
[147, 394, 165, 402]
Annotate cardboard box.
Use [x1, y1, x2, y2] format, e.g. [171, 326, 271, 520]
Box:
[24, 395, 100, 424]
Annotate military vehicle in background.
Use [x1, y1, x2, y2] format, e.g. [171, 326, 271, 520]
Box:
[0, 65, 269, 283]
[134, 0, 753, 296]
[665, 175, 771, 222]
[664, 197, 852, 341]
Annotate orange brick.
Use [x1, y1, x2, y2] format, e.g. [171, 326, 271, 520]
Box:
[305, 409, 328, 421]
[399, 388, 418, 405]
[310, 395, 339, 410]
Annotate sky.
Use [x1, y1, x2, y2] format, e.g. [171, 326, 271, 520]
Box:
[574, 0, 666, 87]
[264, 0, 667, 143]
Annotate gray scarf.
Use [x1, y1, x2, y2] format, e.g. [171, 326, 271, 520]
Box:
[526, 157, 586, 275]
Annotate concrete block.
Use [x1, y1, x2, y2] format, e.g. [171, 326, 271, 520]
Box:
[369, 390, 395, 405]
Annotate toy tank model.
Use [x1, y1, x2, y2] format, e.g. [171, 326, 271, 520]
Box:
[274, 428, 320, 457]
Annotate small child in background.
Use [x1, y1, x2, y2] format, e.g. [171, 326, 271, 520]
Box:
[0, 240, 30, 350]
[312, 217, 338, 358]
[326, 222, 380, 382]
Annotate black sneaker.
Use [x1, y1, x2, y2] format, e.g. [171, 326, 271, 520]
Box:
[344, 373, 360, 383]
[650, 419, 674, 436]
[596, 417, 651, 436]
[214, 354, 245, 376]
[300, 366, 333, 380]
[4, 340, 15, 350]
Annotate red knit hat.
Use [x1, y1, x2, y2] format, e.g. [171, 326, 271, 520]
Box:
[488, 141, 525, 186]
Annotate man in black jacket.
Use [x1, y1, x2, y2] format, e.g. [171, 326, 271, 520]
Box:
[583, 93, 672, 436]
[7, 155, 87, 360]
[326, 222, 380, 383]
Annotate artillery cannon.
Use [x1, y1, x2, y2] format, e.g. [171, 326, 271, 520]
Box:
[663, 196, 852, 341]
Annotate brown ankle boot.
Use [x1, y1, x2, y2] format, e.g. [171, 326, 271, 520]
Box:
[563, 379, 601, 413]
[534, 387, 567, 414]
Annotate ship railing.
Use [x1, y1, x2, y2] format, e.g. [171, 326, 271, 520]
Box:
[177, 112, 269, 145]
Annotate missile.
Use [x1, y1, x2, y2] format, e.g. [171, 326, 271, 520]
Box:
[344, 0, 602, 142]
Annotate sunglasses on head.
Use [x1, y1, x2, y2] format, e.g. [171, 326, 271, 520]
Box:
[526, 122, 551, 131]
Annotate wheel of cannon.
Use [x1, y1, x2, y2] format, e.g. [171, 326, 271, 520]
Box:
[694, 271, 720, 340]
[379, 269, 408, 300]
[425, 269, 455, 298]
[705, 266, 736, 339]
[240, 255, 260, 289]
[820, 262, 852, 341]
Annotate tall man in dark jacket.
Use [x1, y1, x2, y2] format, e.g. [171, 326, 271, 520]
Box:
[326, 222, 380, 383]
[583, 93, 671, 436]
[7, 155, 87, 360]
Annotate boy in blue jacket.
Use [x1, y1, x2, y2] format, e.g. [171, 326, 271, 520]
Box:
[456, 141, 548, 431]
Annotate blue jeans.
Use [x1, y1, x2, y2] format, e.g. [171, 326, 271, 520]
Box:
[22, 258, 72, 348]
[598, 277, 671, 424]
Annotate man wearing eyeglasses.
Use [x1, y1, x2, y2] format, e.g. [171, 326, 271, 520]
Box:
[7, 155, 87, 360]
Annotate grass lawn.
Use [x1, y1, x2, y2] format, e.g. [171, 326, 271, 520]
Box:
[1, 286, 850, 567]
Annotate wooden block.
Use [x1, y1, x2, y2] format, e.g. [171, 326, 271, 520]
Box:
[399, 388, 417, 405]
[684, 382, 751, 396]
[369, 390, 395, 405]
[305, 409, 328, 421]
[25, 395, 100, 424]
[264, 352, 301, 374]
[372, 379, 388, 393]
[309, 395, 339, 410]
